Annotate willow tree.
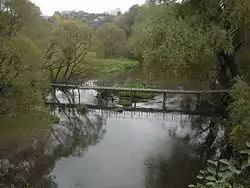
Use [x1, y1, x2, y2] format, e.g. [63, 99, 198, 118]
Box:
[130, 0, 250, 160]
[43, 19, 93, 81]
[131, 1, 250, 88]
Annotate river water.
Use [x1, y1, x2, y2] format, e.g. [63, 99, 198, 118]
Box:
[0, 81, 211, 188]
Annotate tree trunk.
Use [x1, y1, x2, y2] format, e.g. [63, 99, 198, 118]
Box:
[222, 53, 238, 79]
[217, 51, 239, 88]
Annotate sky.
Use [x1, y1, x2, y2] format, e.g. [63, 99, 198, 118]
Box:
[30, 0, 145, 16]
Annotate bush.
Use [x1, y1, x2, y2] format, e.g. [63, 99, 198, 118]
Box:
[189, 142, 250, 188]
[229, 78, 250, 151]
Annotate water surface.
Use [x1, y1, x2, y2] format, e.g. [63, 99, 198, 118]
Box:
[0, 81, 209, 188]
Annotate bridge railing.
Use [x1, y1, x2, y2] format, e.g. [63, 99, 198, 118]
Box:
[52, 79, 87, 85]
[52, 80, 164, 89]
[51, 81, 228, 95]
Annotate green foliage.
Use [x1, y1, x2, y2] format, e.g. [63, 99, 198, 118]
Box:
[118, 83, 157, 100]
[0, 0, 50, 114]
[98, 58, 139, 76]
[0, 109, 52, 141]
[121, 83, 158, 89]
[118, 91, 156, 100]
[90, 35, 105, 58]
[50, 10, 115, 28]
[49, 115, 60, 124]
[190, 143, 250, 188]
[114, 5, 140, 37]
[131, 4, 216, 85]
[229, 78, 250, 151]
[96, 23, 128, 57]
[130, 0, 250, 88]
[43, 19, 94, 81]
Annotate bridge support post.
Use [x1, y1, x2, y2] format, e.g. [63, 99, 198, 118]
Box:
[52, 87, 56, 102]
[197, 94, 201, 111]
[72, 88, 75, 103]
[163, 92, 166, 110]
[78, 88, 80, 104]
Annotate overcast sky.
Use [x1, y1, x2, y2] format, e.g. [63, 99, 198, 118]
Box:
[30, 0, 145, 16]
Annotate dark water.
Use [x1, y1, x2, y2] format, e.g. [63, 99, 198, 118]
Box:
[0, 81, 210, 188]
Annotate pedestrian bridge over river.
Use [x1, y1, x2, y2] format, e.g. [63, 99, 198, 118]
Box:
[49, 81, 227, 117]
[51, 82, 228, 95]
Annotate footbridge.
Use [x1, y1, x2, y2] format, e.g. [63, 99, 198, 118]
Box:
[51, 82, 228, 95]
[51, 81, 228, 112]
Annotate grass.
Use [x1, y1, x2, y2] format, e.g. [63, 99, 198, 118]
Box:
[118, 83, 157, 100]
[118, 91, 156, 100]
[50, 57, 139, 80]
[99, 58, 139, 76]
[118, 99, 133, 107]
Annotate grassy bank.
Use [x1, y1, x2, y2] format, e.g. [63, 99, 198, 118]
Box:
[99, 58, 139, 76]
[117, 83, 157, 106]
[50, 57, 139, 80]
[118, 83, 157, 100]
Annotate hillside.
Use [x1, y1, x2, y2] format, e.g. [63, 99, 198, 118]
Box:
[49, 11, 116, 28]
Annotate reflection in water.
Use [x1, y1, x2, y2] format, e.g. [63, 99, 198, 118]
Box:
[0, 110, 209, 188]
[143, 116, 209, 188]
[0, 84, 213, 188]
[0, 108, 106, 187]
[144, 140, 202, 188]
[50, 113, 209, 188]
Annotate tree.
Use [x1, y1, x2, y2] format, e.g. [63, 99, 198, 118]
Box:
[0, 0, 49, 114]
[130, 1, 250, 173]
[131, 1, 250, 88]
[96, 23, 127, 57]
[49, 10, 115, 28]
[114, 5, 140, 37]
[43, 19, 93, 81]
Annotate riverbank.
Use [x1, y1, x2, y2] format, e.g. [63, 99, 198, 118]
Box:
[98, 58, 139, 76]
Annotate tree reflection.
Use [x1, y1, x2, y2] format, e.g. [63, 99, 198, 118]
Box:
[144, 115, 209, 188]
[0, 103, 106, 187]
[144, 143, 202, 188]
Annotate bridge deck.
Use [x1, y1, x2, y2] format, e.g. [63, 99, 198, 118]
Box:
[51, 84, 228, 94]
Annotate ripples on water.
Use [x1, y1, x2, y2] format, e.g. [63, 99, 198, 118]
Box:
[0, 82, 211, 188]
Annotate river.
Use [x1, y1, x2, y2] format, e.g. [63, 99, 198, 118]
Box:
[0, 80, 211, 188]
